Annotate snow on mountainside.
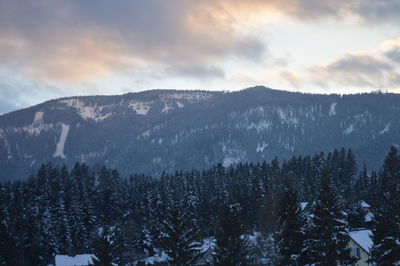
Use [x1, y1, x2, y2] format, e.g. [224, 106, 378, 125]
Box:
[0, 87, 400, 181]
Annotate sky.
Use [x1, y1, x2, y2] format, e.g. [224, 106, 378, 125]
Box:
[1, 0, 400, 114]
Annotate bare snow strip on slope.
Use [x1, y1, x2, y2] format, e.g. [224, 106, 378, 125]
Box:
[33, 111, 44, 123]
[54, 124, 70, 159]
[344, 124, 354, 135]
[329, 103, 337, 116]
[379, 122, 390, 134]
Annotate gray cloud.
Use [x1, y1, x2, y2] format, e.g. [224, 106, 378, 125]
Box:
[308, 53, 397, 88]
[385, 49, 400, 63]
[233, 37, 268, 62]
[354, 0, 400, 22]
[164, 64, 225, 79]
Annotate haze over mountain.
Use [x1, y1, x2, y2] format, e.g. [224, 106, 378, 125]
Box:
[0, 86, 399, 181]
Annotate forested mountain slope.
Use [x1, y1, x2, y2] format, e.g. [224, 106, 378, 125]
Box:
[1, 86, 399, 180]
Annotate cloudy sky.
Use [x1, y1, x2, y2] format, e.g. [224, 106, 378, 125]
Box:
[1, 0, 400, 114]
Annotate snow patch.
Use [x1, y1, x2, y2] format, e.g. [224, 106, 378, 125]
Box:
[160, 92, 213, 102]
[344, 124, 354, 135]
[131, 250, 170, 265]
[162, 102, 174, 113]
[222, 142, 246, 167]
[33, 111, 44, 123]
[128, 101, 151, 115]
[245, 120, 272, 133]
[379, 122, 390, 135]
[13, 123, 53, 136]
[256, 142, 268, 153]
[54, 124, 70, 159]
[60, 99, 111, 121]
[329, 103, 337, 116]
[276, 107, 299, 126]
[55, 254, 94, 266]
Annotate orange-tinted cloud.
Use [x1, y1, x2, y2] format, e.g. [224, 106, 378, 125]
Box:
[0, 0, 399, 86]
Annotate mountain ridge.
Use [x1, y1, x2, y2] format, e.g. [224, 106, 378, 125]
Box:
[1, 86, 399, 181]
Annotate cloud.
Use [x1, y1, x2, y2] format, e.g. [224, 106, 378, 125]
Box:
[2, 0, 400, 86]
[380, 38, 400, 64]
[0, 0, 270, 85]
[306, 37, 400, 89]
[279, 70, 302, 88]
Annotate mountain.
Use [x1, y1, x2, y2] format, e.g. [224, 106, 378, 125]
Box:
[1, 86, 399, 181]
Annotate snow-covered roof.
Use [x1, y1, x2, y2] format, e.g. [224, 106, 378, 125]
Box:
[55, 254, 94, 266]
[365, 212, 374, 222]
[349, 229, 373, 253]
[300, 202, 308, 211]
[359, 200, 370, 208]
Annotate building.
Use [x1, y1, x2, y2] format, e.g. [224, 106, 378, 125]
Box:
[348, 229, 375, 266]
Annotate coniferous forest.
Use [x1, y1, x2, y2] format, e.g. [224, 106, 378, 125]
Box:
[1, 147, 400, 265]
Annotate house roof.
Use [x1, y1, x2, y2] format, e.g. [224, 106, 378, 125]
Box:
[300, 202, 308, 211]
[349, 229, 373, 253]
[365, 212, 374, 222]
[360, 200, 370, 208]
[55, 254, 94, 266]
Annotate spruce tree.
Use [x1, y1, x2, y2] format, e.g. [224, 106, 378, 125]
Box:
[301, 169, 353, 265]
[214, 202, 249, 265]
[90, 227, 118, 266]
[160, 202, 202, 265]
[276, 176, 305, 265]
[370, 146, 400, 264]
[347, 202, 367, 229]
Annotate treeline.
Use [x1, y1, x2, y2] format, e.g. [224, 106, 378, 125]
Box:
[0, 147, 399, 265]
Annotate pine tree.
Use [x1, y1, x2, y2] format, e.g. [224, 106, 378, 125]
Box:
[214, 202, 249, 265]
[276, 176, 305, 265]
[301, 169, 353, 265]
[90, 227, 118, 266]
[0, 184, 17, 265]
[370, 146, 400, 264]
[258, 178, 275, 234]
[160, 202, 202, 265]
[347, 202, 367, 229]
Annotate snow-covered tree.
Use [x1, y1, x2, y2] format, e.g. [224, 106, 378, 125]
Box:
[160, 202, 202, 265]
[276, 176, 305, 265]
[370, 146, 400, 264]
[214, 202, 249, 265]
[301, 169, 353, 265]
[90, 227, 119, 266]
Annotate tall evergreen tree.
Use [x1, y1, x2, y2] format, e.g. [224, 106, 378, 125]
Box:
[90, 227, 119, 266]
[370, 146, 400, 264]
[276, 176, 305, 265]
[301, 169, 353, 265]
[214, 202, 249, 265]
[160, 202, 202, 265]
